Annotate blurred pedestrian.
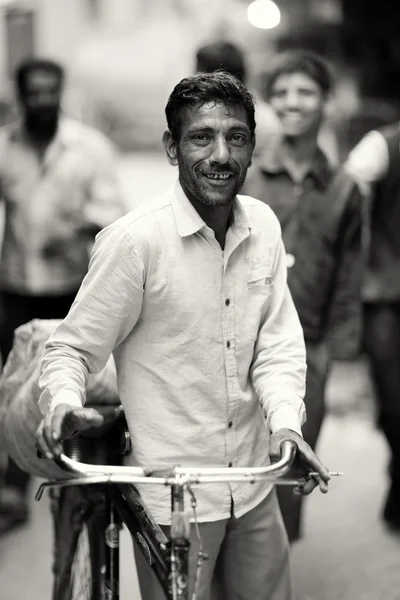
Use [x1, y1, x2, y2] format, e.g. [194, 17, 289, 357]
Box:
[244, 50, 363, 542]
[345, 121, 400, 531]
[0, 57, 125, 535]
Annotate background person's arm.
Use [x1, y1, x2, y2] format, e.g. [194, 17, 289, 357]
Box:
[325, 183, 364, 360]
[83, 140, 127, 238]
[344, 129, 389, 193]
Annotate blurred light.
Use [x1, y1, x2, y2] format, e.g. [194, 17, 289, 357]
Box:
[247, 0, 281, 29]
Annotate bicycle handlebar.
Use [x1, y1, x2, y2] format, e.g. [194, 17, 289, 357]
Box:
[54, 439, 296, 479]
[35, 440, 342, 501]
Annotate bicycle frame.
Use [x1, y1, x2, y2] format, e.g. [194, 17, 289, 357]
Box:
[36, 442, 341, 600]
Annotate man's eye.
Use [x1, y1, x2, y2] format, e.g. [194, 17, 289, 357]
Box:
[300, 89, 316, 97]
[231, 134, 247, 145]
[192, 134, 210, 144]
[271, 91, 286, 99]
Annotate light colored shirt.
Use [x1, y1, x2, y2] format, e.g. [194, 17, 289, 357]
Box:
[39, 180, 306, 524]
[0, 116, 125, 295]
[345, 129, 389, 192]
[345, 128, 398, 301]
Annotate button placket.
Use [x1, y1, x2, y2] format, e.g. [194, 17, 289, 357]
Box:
[222, 268, 239, 476]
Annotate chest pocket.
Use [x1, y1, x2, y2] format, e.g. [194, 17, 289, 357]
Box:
[245, 265, 274, 341]
[247, 263, 274, 295]
[247, 273, 274, 295]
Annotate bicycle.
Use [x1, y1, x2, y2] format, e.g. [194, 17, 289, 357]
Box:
[35, 411, 341, 600]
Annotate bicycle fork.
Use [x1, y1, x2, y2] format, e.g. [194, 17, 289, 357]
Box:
[104, 489, 122, 600]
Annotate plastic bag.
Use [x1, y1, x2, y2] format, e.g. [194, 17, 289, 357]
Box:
[0, 319, 119, 478]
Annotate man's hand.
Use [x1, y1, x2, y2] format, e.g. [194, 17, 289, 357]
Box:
[269, 428, 330, 496]
[35, 403, 104, 459]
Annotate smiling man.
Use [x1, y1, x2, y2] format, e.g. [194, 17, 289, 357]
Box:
[35, 72, 330, 600]
[244, 51, 363, 543]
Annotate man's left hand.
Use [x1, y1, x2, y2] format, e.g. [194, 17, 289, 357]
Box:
[269, 428, 330, 496]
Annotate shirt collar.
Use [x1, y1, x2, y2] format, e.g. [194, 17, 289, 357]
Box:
[171, 179, 252, 238]
[256, 144, 332, 190]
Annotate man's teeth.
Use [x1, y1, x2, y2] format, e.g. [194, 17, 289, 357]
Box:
[204, 173, 231, 180]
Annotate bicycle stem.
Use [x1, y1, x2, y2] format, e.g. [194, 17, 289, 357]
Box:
[170, 481, 191, 600]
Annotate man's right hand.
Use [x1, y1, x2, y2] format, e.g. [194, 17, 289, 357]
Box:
[35, 403, 104, 459]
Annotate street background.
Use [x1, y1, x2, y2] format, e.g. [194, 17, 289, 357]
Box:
[1, 0, 400, 598]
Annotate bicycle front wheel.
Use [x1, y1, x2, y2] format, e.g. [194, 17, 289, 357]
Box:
[50, 486, 106, 600]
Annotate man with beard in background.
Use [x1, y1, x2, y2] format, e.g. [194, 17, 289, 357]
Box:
[0, 58, 125, 535]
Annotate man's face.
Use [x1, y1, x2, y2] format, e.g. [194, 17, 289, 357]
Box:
[268, 72, 325, 139]
[20, 69, 62, 133]
[166, 101, 255, 208]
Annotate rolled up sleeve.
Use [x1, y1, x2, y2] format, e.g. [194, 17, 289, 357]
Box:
[344, 130, 389, 192]
[38, 224, 145, 415]
[251, 236, 307, 436]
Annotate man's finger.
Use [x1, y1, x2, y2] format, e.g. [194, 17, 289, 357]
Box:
[35, 422, 54, 460]
[318, 476, 329, 494]
[42, 410, 61, 455]
[69, 409, 104, 431]
[301, 476, 320, 496]
[50, 406, 69, 442]
[269, 433, 281, 463]
[298, 442, 330, 483]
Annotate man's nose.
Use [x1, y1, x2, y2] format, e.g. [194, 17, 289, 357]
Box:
[37, 92, 58, 106]
[210, 137, 230, 164]
[285, 91, 300, 110]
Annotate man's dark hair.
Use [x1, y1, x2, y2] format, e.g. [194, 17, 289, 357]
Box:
[195, 41, 247, 83]
[15, 58, 65, 96]
[263, 50, 333, 99]
[165, 71, 255, 140]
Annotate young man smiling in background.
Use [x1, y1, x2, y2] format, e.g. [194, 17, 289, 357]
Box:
[245, 51, 363, 543]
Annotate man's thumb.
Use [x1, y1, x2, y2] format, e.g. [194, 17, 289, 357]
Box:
[74, 408, 104, 427]
[269, 433, 281, 463]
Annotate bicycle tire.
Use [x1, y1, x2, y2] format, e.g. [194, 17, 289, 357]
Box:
[50, 485, 106, 600]
[70, 523, 92, 600]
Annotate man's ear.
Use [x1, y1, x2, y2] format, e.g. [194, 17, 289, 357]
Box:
[162, 130, 178, 166]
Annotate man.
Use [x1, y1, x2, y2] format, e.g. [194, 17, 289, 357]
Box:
[345, 121, 400, 531]
[0, 58, 125, 534]
[36, 72, 330, 600]
[244, 51, 363, 542]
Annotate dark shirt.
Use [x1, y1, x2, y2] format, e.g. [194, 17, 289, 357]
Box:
[244, 149, 363, 359]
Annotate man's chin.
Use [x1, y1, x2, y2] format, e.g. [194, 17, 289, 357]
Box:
[283, 125, 309, 139]
[198, 187, 237, 206]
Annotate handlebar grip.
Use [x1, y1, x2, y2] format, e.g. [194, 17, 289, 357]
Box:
[278, 439, 297, 468]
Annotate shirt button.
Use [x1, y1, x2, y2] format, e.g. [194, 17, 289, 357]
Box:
[226, 341, 231, 348]
[228, 421, 233, 428]
[225, 298, 230, 306]
[228, 462, 233, 467]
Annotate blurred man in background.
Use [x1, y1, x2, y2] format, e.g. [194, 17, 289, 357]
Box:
[345, 122, 400, 531]
[244, 50, 363, 542]
[0, 57, 125, 535]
